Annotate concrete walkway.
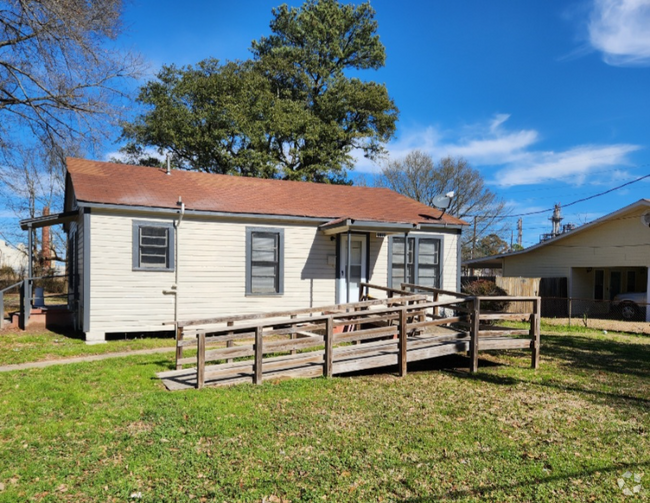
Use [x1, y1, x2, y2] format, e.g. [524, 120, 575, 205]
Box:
[0, 346, 176, 373]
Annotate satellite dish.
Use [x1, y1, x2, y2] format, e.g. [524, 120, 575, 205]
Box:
[432, 195, 452, 210]
[641, 211, 650, 228]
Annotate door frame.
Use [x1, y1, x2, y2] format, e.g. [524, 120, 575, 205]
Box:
[336, 232, 369, 304]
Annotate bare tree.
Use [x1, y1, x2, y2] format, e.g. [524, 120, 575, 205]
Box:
[0, 0, 142, 258]
[378, 151, 509, 260]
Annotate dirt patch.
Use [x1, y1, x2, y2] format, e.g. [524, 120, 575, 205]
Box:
[544, 317, 650, 335]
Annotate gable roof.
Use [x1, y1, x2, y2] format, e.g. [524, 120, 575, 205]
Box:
[464, 199, 650, 267]
[66, 158, 467, 227]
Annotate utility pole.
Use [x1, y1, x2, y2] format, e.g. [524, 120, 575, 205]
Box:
[517, 218, 523, 247]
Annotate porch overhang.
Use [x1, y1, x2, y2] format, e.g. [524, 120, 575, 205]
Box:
[20, 210, 79, 230]
[319, 218, 420, 236]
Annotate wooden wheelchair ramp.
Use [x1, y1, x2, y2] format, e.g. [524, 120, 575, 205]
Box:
[157, 284, 541, 391]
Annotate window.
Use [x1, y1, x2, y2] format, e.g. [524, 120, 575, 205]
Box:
[132, 221, 174, 271]
[246, 227, 284, 295]
[389, 235, 441, 289]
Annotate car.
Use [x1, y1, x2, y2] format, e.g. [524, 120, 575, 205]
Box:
[612, 292, 647, 321]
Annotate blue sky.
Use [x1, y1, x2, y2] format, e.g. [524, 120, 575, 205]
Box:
[112, 0, 649, 245]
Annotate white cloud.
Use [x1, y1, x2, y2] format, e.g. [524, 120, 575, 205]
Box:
[588, 0, 650, 66]
[354, 114, 641, 187]
[495, 144, 640, 186]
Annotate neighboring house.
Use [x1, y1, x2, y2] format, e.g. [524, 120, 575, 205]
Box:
[22, 158, 467, 342]
[464, 199, 650, 321]
[0, 239, 27, 273]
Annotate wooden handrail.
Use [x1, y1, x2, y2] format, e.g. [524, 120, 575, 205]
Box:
[400, 283, 470, 298]
[185, 286, 542, 387]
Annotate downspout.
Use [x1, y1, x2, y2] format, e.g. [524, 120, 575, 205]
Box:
[173, 197, 185, 328]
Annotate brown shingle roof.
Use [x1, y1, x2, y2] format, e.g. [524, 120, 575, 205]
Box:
[67, 158, 467, 226]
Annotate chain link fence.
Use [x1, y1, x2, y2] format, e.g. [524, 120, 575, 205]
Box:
[540, 296, 648, 324]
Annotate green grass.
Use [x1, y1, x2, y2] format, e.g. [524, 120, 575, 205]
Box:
[0, 329, 175, 366]
[0, 326, 648, 502]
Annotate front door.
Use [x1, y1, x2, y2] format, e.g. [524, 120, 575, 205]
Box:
[337, 235, 367, 303]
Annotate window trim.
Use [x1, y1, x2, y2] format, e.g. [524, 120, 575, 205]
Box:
[246, 227, 284, 296]
[132, 220, 175, 272]
[388, 233, 443, 289]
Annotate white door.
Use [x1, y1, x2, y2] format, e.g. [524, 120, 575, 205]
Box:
[337, 235, 367, 303]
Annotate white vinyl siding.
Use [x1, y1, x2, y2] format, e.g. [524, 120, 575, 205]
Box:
[503, 206, 650, 279]
[84, 210, 462, 338]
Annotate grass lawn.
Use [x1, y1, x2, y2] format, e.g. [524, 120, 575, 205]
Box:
[0, 329, 176, 366]
[0, 325, 648, 502]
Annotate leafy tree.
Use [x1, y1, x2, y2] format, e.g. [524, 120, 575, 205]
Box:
[475, 233, 509, 258]
[122, 0, 398, 183]
[378, 151, 509, 260]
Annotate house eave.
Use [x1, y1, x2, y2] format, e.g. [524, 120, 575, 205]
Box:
[318, 218, 421, 236]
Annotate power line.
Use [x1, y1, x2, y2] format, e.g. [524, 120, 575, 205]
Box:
[468, 173, 650, 218]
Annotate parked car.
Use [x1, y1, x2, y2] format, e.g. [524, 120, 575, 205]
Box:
[612, 292, 647, 321]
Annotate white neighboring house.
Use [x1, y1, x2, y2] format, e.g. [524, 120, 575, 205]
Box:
[21, 158, 468, 342]
[464, 199, 650, 322]
[0, 239, 27, 273]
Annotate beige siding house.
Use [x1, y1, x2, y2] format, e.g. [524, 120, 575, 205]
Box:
[26, 158, 467, 342]
[464, 200, 650, 321]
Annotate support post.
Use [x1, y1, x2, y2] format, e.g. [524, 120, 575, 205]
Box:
[175, 326, 183, 370]
[227, 320, 234, 363]
[568, 297, 572, 327]
[346, 230, 351, 304]
[0, 291, 4, 329]
[324, 316, 334, 377]
[254, 325, 263, 385]
[25, 224, 32, 327]
[433, 291, 440, 318]
[398, 307, 407, 377]
[196, 332, 205, 389]
[290, 314, 297, 355]
[530, 297, 541, 369]
[469, 297, 480, 373]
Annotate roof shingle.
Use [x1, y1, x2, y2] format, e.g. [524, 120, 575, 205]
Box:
[67, 158, 467, 226]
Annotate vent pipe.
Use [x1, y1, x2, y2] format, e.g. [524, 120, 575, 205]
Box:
[166, 154, 171, 175]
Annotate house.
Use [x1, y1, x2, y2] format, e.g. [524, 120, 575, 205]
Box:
[21, 158, 467, 342]
[464, 199, 650, 321]
[0, 239, 27, 273]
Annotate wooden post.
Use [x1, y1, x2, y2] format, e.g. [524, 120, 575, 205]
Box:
[227, 320, 234, 363]
[433, 291, 440, 318]
[324, 316, 333, 377]
[254, 325, 263, 385]
[398, 307, 407, 377]
[290, 314, 297, 355]
[568, 297, 572, 327]
[530, 297, 541, 369]
[175, 326, 184, 370]
[196, 332, 205, 389]
[469, 297, 480, 373]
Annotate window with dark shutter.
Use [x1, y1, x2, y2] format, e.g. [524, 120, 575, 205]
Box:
[246, 228, 284, 295]
[132, 221, 174, 271]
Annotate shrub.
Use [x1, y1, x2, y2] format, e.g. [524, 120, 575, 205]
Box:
[462, 279, 510, 312]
